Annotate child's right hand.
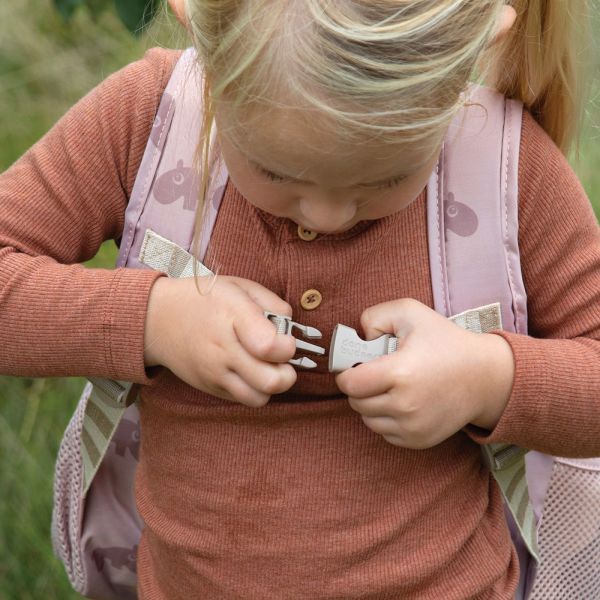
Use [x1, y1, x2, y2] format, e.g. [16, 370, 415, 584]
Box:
[143, 276, 298, 407]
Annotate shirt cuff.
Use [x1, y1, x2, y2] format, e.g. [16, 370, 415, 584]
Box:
[106, 267, 168, 385]
[463, 330, 600, 457]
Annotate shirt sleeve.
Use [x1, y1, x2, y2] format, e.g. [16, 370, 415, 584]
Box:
[464, 110, 600, 458]
[0, 48, 181, 383]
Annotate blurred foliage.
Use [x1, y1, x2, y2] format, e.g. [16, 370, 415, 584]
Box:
[54, 0, 162, 34]
[0, 0, 187, 171]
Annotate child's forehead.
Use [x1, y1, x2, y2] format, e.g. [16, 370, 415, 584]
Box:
[218, 103, 439, 186]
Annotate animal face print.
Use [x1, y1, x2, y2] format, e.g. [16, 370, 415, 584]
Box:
[444, 192, 478, 236]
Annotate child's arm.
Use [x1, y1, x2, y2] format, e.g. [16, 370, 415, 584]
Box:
[0, 48, 179, 383]
[464, 111, 600, 458]
[337, 111, 600, 459]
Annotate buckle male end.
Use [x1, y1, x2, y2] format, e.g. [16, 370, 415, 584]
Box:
[264, 311, 325, 369]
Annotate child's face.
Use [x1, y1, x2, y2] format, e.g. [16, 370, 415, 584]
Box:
[216, 105, 440, 234]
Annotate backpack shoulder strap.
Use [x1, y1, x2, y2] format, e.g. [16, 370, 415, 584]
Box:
[427, 84, 526, 334]
[117, 47, 227, 270]
[426, 85, 539, 563]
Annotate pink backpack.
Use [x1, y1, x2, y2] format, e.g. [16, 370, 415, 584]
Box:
[51, 48, 600, 599]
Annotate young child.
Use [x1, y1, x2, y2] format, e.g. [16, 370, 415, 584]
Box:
[1, 0, 599, 597]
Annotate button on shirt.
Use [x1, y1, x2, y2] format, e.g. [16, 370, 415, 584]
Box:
[300, 288, 323, 310]
[297, 225, 318, 241]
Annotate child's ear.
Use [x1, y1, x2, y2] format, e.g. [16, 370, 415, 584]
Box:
[494, 5, 517, 40]
[167, 0, 188, 28]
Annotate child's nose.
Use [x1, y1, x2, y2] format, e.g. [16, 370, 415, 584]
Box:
[298, 194, 358, 233]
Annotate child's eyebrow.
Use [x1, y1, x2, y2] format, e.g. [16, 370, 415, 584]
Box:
[248, 158, 409, 187]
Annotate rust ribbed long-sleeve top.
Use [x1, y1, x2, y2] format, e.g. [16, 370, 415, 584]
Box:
[2, 48, 600, 599]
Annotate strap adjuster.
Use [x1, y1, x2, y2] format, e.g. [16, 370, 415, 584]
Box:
[87, 378, 138, 408]
[481, 443, 527, 472]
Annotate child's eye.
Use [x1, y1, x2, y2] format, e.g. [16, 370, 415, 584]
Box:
[254, 165, 290, 184]
[357, 175, 408, 191]
[255, 163, 406, 189]
[263, 170, 288, 183]
[373, 176, 407, 190]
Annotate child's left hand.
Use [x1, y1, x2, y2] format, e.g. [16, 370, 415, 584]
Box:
[334, 299, 515, 449]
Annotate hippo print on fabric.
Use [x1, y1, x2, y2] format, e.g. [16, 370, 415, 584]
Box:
[92, 545, 138, 574]
[111, 418, 140, 461]
[150, 93, 174, 148]
[153, 159, 200, 211]
[444, 192, 478, 237]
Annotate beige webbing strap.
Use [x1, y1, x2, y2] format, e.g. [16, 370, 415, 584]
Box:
[82, 379, 137, 493]
[451, 302, 538, 561]
[449, 303, 504, 333]
[139, 229, 214, 278]
[491, 450, 539, 559]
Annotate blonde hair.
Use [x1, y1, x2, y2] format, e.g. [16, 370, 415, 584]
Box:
[488, 0, 592, 156]
[182, 0, 591, 280]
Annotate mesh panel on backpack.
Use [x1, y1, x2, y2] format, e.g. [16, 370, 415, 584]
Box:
[51, 382, 91, 593]
[529, 460, 600, 598]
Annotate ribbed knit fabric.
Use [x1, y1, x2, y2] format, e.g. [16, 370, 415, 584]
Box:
[1, 48, 600, 599]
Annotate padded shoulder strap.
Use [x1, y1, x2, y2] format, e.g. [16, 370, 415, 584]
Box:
[427, 85, 526, 335]
[117, 47, 228, 270]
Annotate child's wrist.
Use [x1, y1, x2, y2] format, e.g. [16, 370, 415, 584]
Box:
[144, 276, 171, 367]
[469, 333, 515, 431]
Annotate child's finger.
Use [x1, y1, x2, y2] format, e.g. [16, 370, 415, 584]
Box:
[221, 369, 271, 407]
[359, 410, 426, 449]
[234, 308, 297, 363]
[360, 298, 419, 341]
[336, 352, 399, 398]
[360, 414, 401, 436]
[232, 277, 293, 318]
[230, 345, 297, 398]
[347, 392, 394, 418]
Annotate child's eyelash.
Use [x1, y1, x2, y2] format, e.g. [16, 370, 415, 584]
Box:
[261, 169, 289, 183]
[374, 176, 406, 190]
[257, 166, 405, 190]
[252, 164, 291, 183]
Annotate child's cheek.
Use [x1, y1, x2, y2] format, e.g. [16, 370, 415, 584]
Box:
[232, 176, 296, 219]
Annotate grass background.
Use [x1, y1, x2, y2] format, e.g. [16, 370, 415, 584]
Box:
[0, 1, 598, 598]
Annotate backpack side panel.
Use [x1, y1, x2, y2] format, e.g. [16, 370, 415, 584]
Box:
[529, 463, 600, 594]
[51, 382, 92, 593]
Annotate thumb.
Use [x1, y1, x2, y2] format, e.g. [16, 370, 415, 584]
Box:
[230, 278, 296, 361]
[360, 298, 417, 342]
